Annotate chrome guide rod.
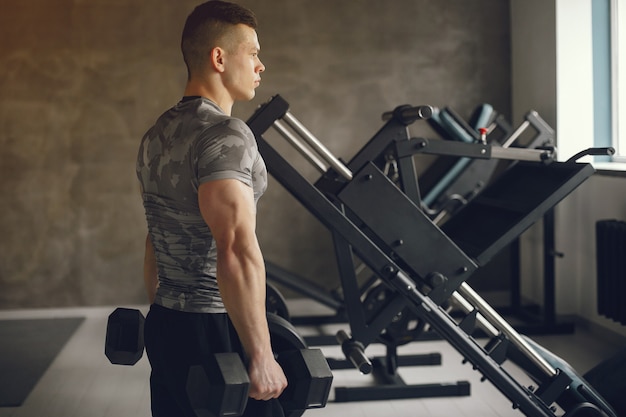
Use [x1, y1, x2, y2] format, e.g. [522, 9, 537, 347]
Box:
[282, 111, 354, 181]
[272, 119, 330, 174]
[457, 282, 557, 377]
[449, 291, 500, 337]
[502, 119, 530, 148]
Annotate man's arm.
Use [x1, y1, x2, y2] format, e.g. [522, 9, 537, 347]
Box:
[143, 234, 159, 304]
[198, 178, 287, 401]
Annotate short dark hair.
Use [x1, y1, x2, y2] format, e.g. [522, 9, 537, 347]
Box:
[181, 1, 258, 79]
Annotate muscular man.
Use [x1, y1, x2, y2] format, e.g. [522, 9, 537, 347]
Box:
[136, 2, 287, 416]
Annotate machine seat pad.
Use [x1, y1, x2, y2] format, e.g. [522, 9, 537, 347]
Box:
[522, 336, 617, 417]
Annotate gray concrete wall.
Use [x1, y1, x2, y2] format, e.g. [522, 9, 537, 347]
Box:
[0, 0, 511, 308]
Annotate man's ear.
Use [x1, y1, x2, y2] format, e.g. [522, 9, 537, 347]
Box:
[210, 47, 226, 73]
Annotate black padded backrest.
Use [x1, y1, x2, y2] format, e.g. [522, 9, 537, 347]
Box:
[442, 161, 595, 265]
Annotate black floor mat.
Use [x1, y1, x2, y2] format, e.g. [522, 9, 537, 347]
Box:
[0, 316, 84, 407]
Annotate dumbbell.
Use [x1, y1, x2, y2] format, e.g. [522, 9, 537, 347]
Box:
[104, 307, 145, 365]
[186, 345, 333, 417]
[104, 307, 248, 415]
[187, 313, 332, 417]
[104, 308, 333, 417]
[186, 352, 251, 417]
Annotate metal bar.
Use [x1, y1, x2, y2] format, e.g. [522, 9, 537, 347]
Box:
[490, 146, 552, 162]
[502, 120, 530, 147]
[401, 137, 552, 162]
[449, 292, 500, 337]
[456, 282, 557, 377]
[246, 94, 290, 136]
[334, 381, 471, 402]
[396, 155, 421, 205]
[408, 139, 492, 159]
[510, 239, 522, 312]
[394, 271, 556, 417]
[347, 121, 410, 174]
[282, 111, 353, 181]
[272, 119, 329, 174]
[265, 261, 343, 311]
[331, 231, 370, 342]
[543, 209, 557, 325]
[526, 111, 555, 147]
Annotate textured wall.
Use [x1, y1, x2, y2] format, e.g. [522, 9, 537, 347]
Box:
[0, 0, 511, 308]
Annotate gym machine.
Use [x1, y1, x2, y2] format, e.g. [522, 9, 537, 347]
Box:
[420, 103, 550, 218]
[266, 98, 571, 337]
[247, 94, 618, 417]
[416, 103, 575, 335]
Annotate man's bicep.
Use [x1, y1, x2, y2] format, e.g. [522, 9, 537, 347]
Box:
[198, 179, 255, 238]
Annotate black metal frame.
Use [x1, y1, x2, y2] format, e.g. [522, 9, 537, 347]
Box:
[251, 96, 474, 401]
[247, 95, 612, 417]
[269, 95, 573, 336]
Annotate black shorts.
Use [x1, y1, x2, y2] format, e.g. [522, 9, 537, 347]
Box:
[144, 303, 283, 417]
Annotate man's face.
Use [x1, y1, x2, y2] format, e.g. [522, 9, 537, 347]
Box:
[222, 24, 265, 102]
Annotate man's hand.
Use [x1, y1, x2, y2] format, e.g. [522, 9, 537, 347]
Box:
[247, 353, 288, 401]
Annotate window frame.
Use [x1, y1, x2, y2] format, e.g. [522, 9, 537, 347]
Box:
[611, 0, 625, 161]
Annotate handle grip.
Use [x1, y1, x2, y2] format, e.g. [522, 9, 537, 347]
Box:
[336, 330, 373, 374]
[566, 147, 615, 163]
[382, 105, 433, 125]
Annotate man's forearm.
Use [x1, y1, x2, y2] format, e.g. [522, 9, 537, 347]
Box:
[217, 248, 272, 361]
[217, 243, 288, 401]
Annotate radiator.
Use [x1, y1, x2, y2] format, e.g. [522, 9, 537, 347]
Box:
[596, 219, 626, 325]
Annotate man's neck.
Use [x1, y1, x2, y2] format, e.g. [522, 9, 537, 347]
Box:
[184, 81, 233, 116]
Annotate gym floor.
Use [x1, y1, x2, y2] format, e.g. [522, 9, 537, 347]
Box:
[0, 299, 622, 417]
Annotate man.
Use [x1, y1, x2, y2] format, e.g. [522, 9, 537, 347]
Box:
[136, 1, 287, 416]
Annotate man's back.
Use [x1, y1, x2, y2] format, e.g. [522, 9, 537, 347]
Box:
[136, 96, 267, 313]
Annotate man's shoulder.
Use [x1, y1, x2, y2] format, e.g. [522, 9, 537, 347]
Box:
[199, 115, 254, 146]
[179, 99, 246, 133]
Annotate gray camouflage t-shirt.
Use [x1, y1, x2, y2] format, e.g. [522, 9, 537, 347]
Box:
[136, 97, 267, 313]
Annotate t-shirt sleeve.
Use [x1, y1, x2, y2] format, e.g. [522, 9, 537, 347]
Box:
[195, 118, 257, 187]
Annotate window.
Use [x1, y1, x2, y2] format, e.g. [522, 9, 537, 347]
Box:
[612, 0, 626, 161]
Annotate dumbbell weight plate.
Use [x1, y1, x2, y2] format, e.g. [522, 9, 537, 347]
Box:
[267, 313, 307, 417]
[363, 284, 425, 346]
[104, 307, 145, 365]
[276, 349, 333, 414]
[267, 313, 333, 417]
[187, 313, 306, 417]
[266, 282, 291, 321]
[187, 352, 250, 417]
[267, 312, 306, 352]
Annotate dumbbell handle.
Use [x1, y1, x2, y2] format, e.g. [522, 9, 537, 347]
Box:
[336, 330, 373, 374]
